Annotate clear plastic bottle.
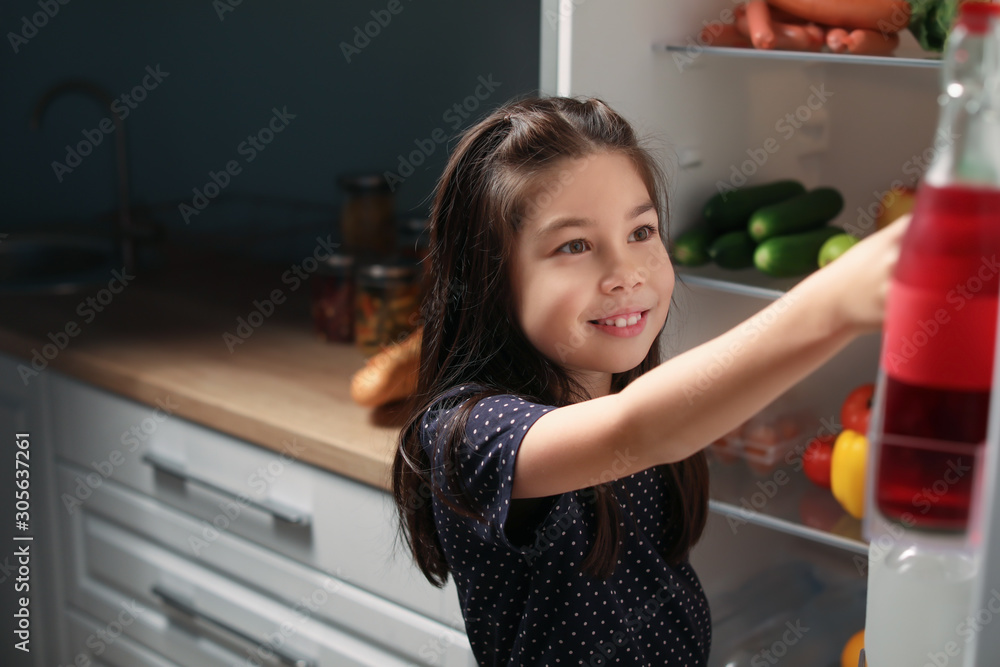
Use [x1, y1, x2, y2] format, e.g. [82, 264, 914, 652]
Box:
[865, 541, 978, 666]
[866, 5, 999, 665]
[875, 2, 1000, 533]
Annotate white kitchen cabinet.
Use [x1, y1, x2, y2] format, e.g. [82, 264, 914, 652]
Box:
[49, 373, 465, 627]
[54, 462, 473, 666]
[65, 606, 184, 667]
[47, 372, 476, 667]
[540, 1, 941, 663]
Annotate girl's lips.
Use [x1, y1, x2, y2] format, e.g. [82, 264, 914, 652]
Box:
[587, 310, 649, 338]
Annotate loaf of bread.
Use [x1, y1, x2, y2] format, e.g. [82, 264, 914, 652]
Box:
[350, 327, 422, 407]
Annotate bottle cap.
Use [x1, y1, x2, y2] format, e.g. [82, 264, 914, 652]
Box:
[957, 2, 1000, 35]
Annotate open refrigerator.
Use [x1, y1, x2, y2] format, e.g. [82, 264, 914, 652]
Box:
[540, 1, 999, 665]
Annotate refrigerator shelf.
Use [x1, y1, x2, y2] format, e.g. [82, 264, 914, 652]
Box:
[653, 43, 942, 69]
[677, 264, 800, 301]
[708, 457, 867, 555]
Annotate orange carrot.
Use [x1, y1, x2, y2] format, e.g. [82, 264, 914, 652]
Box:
[767, 0, 910, 33]
[769, 6, 810, 24]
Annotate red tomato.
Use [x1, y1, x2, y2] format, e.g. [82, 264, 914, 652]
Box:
[802, 434, 835, 488]
[841, 383, 874, 434]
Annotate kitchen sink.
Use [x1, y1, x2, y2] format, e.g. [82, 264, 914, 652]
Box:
[0, 235, 118, 294]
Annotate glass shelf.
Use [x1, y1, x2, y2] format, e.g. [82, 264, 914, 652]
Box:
[653, 43, 942, 69]
[707, 456, 867, 555]
[676, 264, 803, 300]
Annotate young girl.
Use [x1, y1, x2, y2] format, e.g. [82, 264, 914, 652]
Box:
[392, 96, 906, 665]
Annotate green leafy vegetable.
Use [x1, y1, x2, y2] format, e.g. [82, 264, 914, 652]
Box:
[908, 0, 960, 52]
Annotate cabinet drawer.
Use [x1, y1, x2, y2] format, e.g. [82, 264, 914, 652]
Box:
[59, 482, 451, 667]
[57, 463, 475, 666]
[64, 607, 181, 667]
[50, 373, 463, 626]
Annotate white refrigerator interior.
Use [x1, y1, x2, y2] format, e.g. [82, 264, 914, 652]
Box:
[540, 1, 956, 665]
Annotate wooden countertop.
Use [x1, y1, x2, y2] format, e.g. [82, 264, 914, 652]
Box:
[0, 250, 406, 492]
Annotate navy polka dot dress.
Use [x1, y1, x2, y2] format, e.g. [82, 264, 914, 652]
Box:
[421, 386, 712, 666]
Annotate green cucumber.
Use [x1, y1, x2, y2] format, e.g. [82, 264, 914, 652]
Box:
[672, 225, 718, 267]
[748, 187, 845, 242]
[702, 180, 806, 233]
[709, 231, 756, 270]
[754, 227, 844, 277]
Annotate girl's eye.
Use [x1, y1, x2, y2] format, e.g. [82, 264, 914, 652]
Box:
[629, 224, 657, 242]
[558, 239, 589, 254]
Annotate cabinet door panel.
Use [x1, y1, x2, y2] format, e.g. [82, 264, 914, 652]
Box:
[57, 463, 476, 666]
[50, 373, 464, 627]
[63, 506, 426, 666]
[64, 607, 182, 667]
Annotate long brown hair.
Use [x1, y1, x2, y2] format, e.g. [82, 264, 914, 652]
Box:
[392, 96, 709, 587]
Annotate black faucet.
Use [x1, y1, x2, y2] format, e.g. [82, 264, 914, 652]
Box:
[31, 80, 137, 275]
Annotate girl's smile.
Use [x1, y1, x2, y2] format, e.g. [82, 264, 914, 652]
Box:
[588, 309, 650, 337]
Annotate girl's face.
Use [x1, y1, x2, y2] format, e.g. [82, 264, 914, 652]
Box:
[511, 151, 675, 398]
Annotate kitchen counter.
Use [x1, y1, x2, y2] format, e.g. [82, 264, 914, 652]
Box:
[0, 249, 404, 491]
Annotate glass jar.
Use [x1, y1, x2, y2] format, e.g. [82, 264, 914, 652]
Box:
[311, 254, 355, 343]
[398, 216, 431, 298]
[338, 173, 396, 259]
[355, 261, 422, 357]
[398, 216, 430, 264]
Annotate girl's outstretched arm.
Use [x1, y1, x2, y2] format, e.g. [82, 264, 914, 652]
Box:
[512, 218, 909, 499]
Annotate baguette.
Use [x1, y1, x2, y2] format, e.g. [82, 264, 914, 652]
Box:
[350, 328, 422, 407]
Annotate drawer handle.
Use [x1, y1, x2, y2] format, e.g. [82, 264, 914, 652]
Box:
[152, 584, 316, 667]
[142, 451, 312, 526]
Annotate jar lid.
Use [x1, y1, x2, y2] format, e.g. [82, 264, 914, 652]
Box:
[338, 173, 392, 194]
[401, 217, 430, 232]
[358, 261, 418, 281]
[399, 217, 431, 246]
[319, 254, 355, 273]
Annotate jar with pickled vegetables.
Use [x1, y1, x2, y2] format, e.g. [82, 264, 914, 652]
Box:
[311, 253, 355, 343]
[354, 261, 421, 357]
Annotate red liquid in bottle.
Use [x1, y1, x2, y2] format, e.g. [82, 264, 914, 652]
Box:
[877, 184, 1000, 530]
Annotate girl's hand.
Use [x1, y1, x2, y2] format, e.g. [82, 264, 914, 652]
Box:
[802, 215, 911, 335]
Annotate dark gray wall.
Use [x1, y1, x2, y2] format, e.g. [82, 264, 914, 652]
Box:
[1, 1, 540, 257]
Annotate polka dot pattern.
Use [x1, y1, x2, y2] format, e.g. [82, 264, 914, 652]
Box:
[421, 386, 712, 665]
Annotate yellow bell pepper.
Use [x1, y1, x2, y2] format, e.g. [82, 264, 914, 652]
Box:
[831, 429, 868, 519]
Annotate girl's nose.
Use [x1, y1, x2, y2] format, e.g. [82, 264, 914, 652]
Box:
[600, 250, 645, 294]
